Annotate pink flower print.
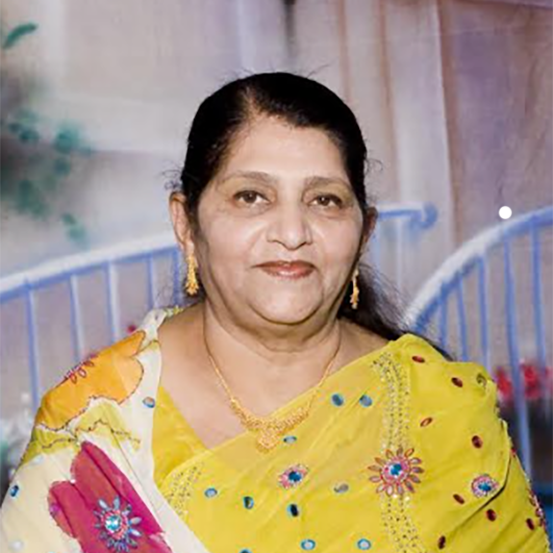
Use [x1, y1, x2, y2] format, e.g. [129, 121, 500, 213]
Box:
[368, 446, 424, 496]
[48, 441, 173, 552]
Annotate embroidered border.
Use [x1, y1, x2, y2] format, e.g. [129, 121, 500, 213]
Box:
[374, 352, 427, 553]
[162, 463, 204, 519]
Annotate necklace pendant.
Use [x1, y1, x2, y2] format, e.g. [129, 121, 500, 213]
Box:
[254, 407, 309, 452]
[256, 430, 281, 452]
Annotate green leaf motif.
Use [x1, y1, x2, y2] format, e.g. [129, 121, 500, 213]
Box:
[3, 22, 38, 50]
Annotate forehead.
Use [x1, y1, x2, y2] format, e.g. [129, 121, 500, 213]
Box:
[217, 117, 348, 182]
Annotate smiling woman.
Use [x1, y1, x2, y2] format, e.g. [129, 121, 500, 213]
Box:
[1, 73, 550, 553]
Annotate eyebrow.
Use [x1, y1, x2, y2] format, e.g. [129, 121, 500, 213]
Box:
[304, 175, 351, 189]
[218, 171, 277, 186]
[218, 171, 350, 189]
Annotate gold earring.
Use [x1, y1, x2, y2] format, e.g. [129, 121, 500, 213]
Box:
[185, 252, 199, 296]
[350, 267, 359, 310]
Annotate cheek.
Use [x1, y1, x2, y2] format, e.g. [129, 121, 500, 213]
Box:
[199, 216, 260, 269]
[315, 219, 363, 261]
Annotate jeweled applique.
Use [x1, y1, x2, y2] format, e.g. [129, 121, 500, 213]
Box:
[368, 446, 424, 496]
[48, 441, 173, 552]
[94, 496, 142, 551]
[470, 474, 498, 498]
[278, 464, 309, 489]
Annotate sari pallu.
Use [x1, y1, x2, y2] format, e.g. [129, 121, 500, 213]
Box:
[1, 308, 550, 552]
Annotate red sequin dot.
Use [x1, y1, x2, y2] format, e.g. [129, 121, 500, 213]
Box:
[526, 518, 536, 530]
[438, 536, 446, 549]
[420, 417, 433, 427]
[452, 377, 464, 387]
[486, 509, 497, 521]
[453, 494, 465, 504]
[472, 435, 483, 448]
[412, 355, 425, 363]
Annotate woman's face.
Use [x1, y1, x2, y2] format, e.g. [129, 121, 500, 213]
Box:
[177, 116, 370, 327]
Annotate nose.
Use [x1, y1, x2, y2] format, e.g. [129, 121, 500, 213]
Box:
[266, 202, 313, 250]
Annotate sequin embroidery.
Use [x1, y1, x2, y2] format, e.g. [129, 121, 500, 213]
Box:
[94, 496, 143, 551]
[368, 446, 424, 496]
[278, 464, 309, 489]
[471, 474, 498, 498]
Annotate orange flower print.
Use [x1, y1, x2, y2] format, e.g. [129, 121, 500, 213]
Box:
[36, 331, 147, 430]
[368, 446, 424, 495]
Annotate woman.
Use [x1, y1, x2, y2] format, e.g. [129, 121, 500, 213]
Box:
[1, 73, 550, 553]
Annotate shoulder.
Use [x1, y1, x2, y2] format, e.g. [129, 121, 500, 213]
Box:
[36, 308, 169, 431]
[389, 333, 496, 413]
[388, 335, 551, 551]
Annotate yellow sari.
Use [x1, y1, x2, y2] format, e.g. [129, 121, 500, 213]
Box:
[1, 307, 550, 552]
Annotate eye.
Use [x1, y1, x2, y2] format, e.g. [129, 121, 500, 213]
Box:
[234, 190, 267, 205]
[312, 194, 344, 208]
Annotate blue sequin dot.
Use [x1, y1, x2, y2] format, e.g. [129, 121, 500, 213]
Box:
[287, 503, 300, 517]
[105, 513, 122, 532]
[301, 539, 316, 550]
[357, 538, 372, 550]
[479, 482, 493, 493]
[9, 485, 19, 498]
[288, 471, 303, 483]
[283, 435, 297, 444]
[331, 393, 345, 406]
[390, 463, 403, 477]
[359, 394, 373, 407]
[243, 496, 254, 509]
[239, 550, 253, 553]
[333, 482, 349, 494]
[142, 396, 156, 408]
[204, 487, 218, 498]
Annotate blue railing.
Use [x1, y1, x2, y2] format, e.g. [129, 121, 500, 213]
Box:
[406, 205, 553, 482]
[0, 202, 438, 414]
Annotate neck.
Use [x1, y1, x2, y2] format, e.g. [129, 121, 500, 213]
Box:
[199, 301, 345, 396]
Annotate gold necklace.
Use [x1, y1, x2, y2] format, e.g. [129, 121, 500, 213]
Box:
[203, 328, 342, 452]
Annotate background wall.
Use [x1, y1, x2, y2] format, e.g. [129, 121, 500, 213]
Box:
[0, 0, 552, 515]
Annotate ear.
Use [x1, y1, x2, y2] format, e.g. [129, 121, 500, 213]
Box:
[169, 192, 195, 257]
[360, 206, 378, 252]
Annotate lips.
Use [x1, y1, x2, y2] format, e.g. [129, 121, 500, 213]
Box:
[258, 261, 315, 279]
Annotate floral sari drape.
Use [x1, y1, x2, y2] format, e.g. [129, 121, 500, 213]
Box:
[1, 308, 550, 552]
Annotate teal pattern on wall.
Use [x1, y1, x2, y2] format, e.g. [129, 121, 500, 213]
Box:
[1, 20, 92, 246]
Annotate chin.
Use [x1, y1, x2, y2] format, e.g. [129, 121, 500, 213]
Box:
[253, 296, 320, 325]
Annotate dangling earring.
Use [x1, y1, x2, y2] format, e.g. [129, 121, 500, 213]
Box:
[185, 252, 199, 296]
[350, 267, 359, 310]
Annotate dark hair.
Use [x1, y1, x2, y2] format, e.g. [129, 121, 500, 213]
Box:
[177, 72, 452, 359]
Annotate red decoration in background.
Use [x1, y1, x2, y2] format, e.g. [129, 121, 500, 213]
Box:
[493, 362, 553, 405]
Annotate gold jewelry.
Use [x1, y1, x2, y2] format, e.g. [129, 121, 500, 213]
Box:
[185, 252, 199, 296]
[350, 267, 360, 310]
[203, 327, 342, 452]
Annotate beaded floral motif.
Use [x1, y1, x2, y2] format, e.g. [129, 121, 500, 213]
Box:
[48, 441, 173, 552]
[94, 496, 142, 551]
[278, 464, 309, 489]
[470, 474, 499, 498]
[368, 446, 424, 496]
[373, 351, 426, 553]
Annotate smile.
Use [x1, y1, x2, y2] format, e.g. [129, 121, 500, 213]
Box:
[258, 262, 315, 280]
